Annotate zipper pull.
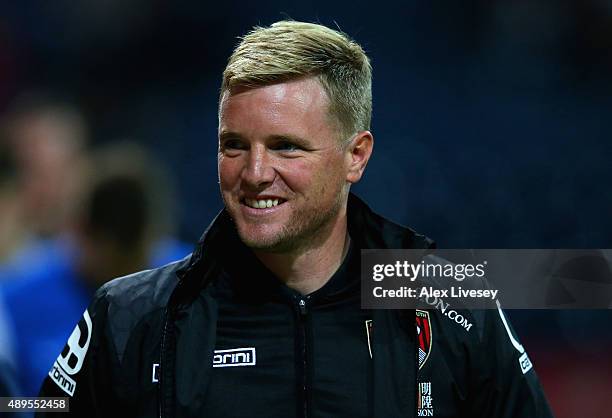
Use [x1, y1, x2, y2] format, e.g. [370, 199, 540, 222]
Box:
[298, 298, 307, 315]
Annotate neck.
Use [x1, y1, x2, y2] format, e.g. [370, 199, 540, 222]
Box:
[254, 211, 351, 295]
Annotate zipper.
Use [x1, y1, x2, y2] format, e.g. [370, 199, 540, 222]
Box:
[296, 296, 310, 418]
[159, 279, 185, 418]
[159, 309, 169, 418]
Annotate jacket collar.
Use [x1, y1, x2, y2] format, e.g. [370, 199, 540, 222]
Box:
[346, 192, 434, 250]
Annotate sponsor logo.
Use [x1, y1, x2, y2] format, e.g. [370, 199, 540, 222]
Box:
[519, 352, 533, 374]
[152, 363, 159, 383]
[49, 360, 76, 396]
[420, 295, 473, 332]
[416, 310, 432, 370]
[365, 320, 373, 359]
[417, 381, 434, 416]
[445, 309, 473, 332]
[212, 347, 256, 368]
[49, 310, 93, 396]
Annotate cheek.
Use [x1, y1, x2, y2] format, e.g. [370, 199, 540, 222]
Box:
[218, 157, 242, 190]
[276, 159, 314, 192]
[278, 157, 345, 196]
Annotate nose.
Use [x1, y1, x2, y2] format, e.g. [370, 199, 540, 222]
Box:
[241, 144, 275, 189]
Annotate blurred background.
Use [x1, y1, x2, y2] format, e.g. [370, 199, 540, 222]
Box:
[0, 0, 610, 416]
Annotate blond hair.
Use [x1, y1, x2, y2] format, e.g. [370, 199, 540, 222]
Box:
[221, 20, 372, 140]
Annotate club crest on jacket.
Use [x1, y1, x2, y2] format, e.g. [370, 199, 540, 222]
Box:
[416, 310, 432, 370]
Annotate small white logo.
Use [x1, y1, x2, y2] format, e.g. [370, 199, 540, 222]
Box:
[212, 347, 256, 368]
[152, 363, 159, 383]
[519, 352, 533, 375]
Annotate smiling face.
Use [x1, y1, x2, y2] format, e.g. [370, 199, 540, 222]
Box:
[218, 77, 355, 252]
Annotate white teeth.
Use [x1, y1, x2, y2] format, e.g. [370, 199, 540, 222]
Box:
[245, 198, 282, 209]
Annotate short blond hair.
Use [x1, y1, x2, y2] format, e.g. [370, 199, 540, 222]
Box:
[221, 20, 372, 140]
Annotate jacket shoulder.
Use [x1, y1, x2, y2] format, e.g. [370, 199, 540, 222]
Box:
[95, 256, 190, 361]
[101, 256, 189, 308]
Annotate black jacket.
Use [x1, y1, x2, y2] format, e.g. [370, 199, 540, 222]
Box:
[38, 194, 553, 417]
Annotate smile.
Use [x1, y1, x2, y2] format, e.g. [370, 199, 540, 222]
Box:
[242, 198, 286, 209]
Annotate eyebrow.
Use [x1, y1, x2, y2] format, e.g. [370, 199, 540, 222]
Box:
[218, 131, 244, 143]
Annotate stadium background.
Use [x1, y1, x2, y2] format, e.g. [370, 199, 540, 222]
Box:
[0, 1, 611, 416]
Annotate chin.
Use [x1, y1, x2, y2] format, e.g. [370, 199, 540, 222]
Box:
[236, 224, 295, 252]
[240, 237, 289, 253]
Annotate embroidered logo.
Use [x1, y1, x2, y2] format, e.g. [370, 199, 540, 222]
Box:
[152, 363, 159, 383]
[212, 347, 256, 368]
[416, 309, 432, 370]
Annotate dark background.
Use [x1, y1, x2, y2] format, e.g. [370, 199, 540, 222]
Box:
[0, 1, 611, 416]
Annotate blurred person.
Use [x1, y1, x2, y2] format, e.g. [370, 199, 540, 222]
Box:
[0, 141, 190, 397]
[0, 140, 25, 266]
[38, 21, 552, 417]
[0, 96, 90, 279]
[73, 141, 191, 278]
[3, 95, 88, 238]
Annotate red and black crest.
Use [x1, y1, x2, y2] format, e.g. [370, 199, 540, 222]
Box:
[416, 310, 432, 370]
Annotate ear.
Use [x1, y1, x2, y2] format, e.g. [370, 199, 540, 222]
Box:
[345, 131, 374, 184]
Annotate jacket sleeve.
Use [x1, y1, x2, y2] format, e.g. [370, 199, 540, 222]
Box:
[464, 302, 555, 418]
[36, 286, 113, 417]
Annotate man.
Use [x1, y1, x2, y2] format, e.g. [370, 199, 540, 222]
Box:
[38, 21, 553, 417]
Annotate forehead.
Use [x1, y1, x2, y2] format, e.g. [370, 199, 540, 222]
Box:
[218, 77, 334, 136]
